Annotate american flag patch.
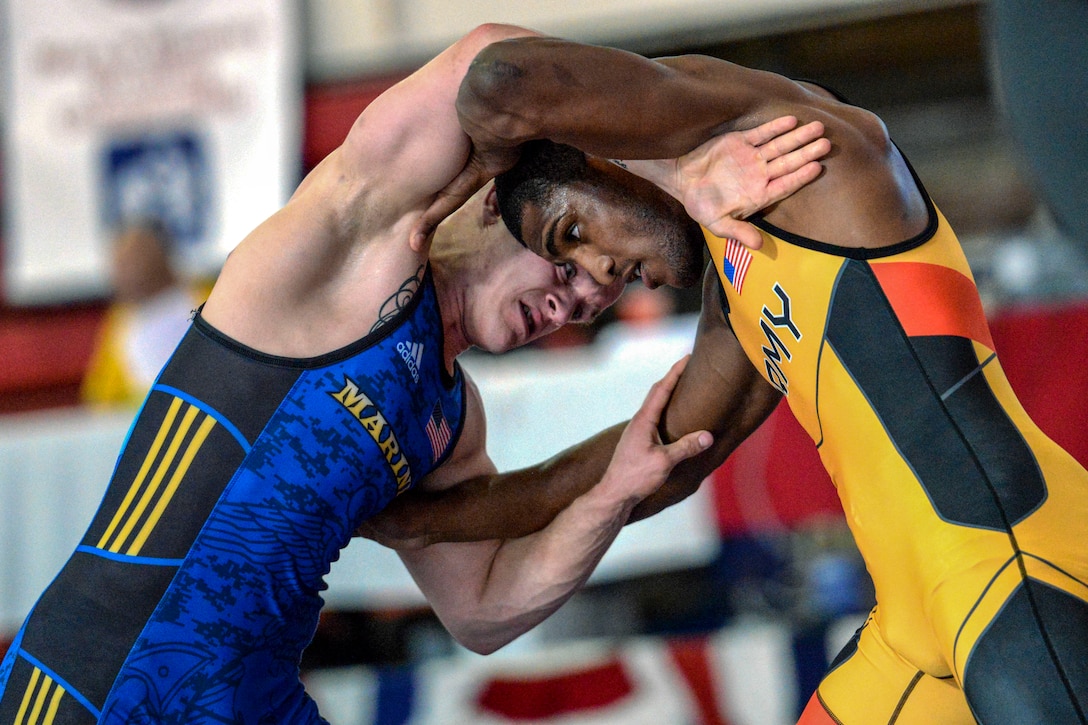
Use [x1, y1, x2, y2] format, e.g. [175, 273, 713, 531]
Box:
[425, 400, 452, 462]
[721, 238, 753, 294]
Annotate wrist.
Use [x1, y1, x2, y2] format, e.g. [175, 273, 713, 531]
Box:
[580, 468, 645, 519]
[609, 158, 682, 202]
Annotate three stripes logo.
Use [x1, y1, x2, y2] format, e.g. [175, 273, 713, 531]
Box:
[397, 340, 423, 384]
[97, 397, 216, 556]
[12, 667, 65, 725]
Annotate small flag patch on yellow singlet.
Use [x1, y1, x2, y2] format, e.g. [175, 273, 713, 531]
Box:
[722, 238, 753, 294]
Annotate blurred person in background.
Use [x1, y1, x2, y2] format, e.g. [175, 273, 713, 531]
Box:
[81, 219, 205, 408]
[0, 24, 826, 724]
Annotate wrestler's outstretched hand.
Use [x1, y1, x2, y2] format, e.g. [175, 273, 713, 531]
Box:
[675, 116, 829, 250]
[597, 355, 712, 504]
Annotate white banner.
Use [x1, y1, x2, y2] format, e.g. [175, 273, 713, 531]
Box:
[2, 0, 300, 303]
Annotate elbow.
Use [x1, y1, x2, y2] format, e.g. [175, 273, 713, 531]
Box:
[440, 597, 550, 655]
[454, 633, 506, 657]
[443, 616, 519, 656]
[457, 35, 542, 143]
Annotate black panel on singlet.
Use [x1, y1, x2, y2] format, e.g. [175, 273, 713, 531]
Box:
[0, 655, 99, 724]
[910, 336, 1047, 526]
[156, 321, 307, 445]
[824, 259, 1045, 530]
[16, 551, 179, 710]
[80, 397, 248, 559]
[964, 578, 1088, 724]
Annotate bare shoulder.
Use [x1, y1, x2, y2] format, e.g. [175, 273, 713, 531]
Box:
[759, 79, 930, 247]
[339, 24, 541, 221]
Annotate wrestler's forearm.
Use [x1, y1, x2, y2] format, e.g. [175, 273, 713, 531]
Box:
[409, 477, 639, 654]
[361, 422, 724, 547]
[401, 360, 714, 653]
[457, 37, 762, 160]
[360, 423, 626, 546]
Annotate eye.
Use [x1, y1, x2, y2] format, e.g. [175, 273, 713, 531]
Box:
[557, 261, 577, 281]
[567, 223, 581, 242]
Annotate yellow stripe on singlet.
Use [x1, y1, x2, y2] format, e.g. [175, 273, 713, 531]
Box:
[97, 397, 183, 548]
[127, 414, 217, 554]
[13, 667, 40, 723]
[42, 685, 64, 725]
[106, 403, 199, 552]
[13, 668, 65, 725]
[96, 397, 215, 554]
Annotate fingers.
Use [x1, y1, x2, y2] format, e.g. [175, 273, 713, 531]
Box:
[632, 355, 689, 427]
[630, 356, 695, 434]
[757, 120, 827, 162]
[661, 428, 714, 467]
[705, 218, 764, 250]
[631, 356, 713, 463]
[765, 159, 825, 203]
[742, 115, 800, 147]
[410, 155, 497, 253]
[766, 136, 831, 177]
[411, 189, 471, 253]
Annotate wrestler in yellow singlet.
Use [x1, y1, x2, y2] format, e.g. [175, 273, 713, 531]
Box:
[704, 172, 1088, 723]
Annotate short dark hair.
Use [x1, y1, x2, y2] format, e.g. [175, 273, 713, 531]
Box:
[494, 140, 590, 244]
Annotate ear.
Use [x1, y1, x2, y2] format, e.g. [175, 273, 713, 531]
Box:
[482, 183, 501, 226]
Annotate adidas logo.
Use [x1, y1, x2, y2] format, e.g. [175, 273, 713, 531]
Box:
[397, 340, 423, 383]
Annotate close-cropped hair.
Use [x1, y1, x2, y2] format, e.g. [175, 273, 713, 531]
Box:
[494, 140, 590, 244]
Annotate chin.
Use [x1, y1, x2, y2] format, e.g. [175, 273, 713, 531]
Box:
[478, 330, 521, 356]
[671, 225, 707, 287]
[673, 263, 702, 288]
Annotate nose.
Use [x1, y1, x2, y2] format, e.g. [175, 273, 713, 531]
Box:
[572, 247, 618, 286]
[543, 288, 576, 327]
[569, 272, 624, 322]
[598, 276, 625, 308]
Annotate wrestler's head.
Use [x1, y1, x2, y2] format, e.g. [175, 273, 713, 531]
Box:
[494, 140, 706, 290]
[431, 183, 624, 355]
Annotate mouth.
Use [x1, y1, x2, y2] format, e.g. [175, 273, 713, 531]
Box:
[625, 261, 658, 289]
[519, 301, 538, 340]
[642, 267, 662, 290]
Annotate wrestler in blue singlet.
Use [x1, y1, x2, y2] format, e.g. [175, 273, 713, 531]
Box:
[0, 268, 464, 723]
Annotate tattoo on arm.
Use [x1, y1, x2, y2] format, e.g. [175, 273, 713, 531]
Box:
[371, 266, 425, 333]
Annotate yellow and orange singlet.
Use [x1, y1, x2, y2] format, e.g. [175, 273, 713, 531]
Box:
[705, 188, 1088, 723]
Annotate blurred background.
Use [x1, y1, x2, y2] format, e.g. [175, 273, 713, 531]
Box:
[1, 0, 1086, 722]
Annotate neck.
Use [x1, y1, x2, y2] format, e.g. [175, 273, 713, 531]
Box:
[430, 193, 495, 368]
[430, 241, 472, 370]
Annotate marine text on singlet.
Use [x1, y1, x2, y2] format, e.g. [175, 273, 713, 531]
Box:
[331, 376, 412, 492]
